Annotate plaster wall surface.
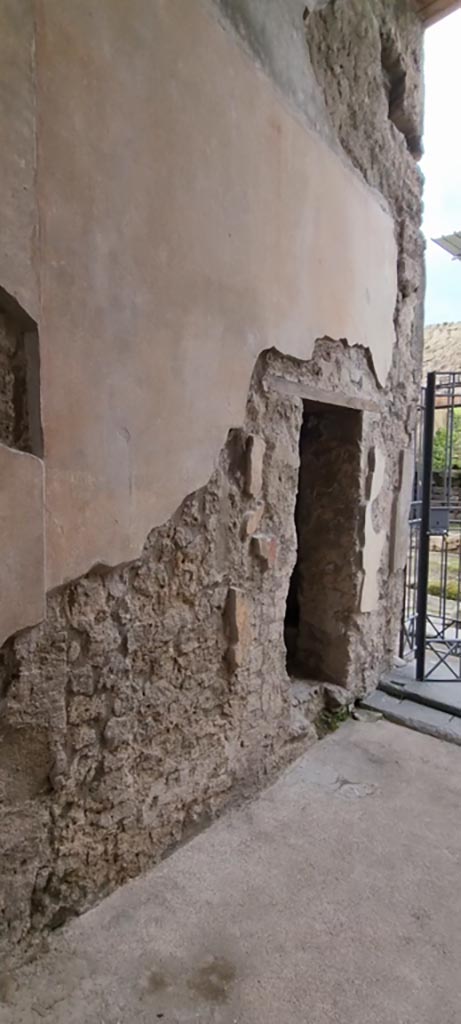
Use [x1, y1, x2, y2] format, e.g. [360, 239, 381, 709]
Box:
[361, 447, 387, 613]
[0, 0, 38, 320]
[0, 444, 44, 646]
[36, 0, 397, 591]
[390, 446, 415, 573]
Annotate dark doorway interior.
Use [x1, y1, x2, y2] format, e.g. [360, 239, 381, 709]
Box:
[285, 399, 362, 685]
[0, 294, 42, 457]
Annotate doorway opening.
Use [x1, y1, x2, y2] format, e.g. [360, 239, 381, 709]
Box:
[0, 290, 42, 457]
[284, 399, 362, 686]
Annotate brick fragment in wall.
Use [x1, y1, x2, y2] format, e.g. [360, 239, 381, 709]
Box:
[251, 533, 278, 569]
[224, 587, 249, 645]
[226, 642, 244, 672]
[245, 434, 265, 498]
[224, 586, 252, 671]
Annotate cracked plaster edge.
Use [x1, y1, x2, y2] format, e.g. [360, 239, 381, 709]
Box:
[1, 334, 392, 647]
[203, 0, 397, 225]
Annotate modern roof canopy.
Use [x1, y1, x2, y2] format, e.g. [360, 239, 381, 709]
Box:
[412, 0, 461, 25]
[433, 233, 461, 260]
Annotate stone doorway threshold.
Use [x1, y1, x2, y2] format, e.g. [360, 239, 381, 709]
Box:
[361, 689, 461, 746]
[361, 658, 461, 746]
[380, 658, 461, 717]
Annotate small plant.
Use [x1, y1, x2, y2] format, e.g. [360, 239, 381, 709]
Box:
[315, 706, 350, 738]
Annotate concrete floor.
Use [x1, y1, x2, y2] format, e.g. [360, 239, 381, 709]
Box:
[3, 719, 461, 1024]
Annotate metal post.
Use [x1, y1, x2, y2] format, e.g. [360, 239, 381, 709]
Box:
[399, 564, 406, 659]
[416, 372, 436, 681]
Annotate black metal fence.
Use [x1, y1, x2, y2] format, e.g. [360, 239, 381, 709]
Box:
[400, 387, 424, 662]
[401, 371, 461, 681]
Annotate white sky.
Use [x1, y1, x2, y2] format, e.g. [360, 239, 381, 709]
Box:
[422, 10, 461, 325]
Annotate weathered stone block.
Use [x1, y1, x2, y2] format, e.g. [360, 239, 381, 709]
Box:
[241, 502, 264, 539]
[288, 708, 318, 743]
[104, 717, 129, 751]
[71, 724, 98, 751]
[68, 640, 81, 663]
[224, 587, 251, 671]
[251, 533, 277, 569]
[226, 641, 244, 672]
[323, 683, 351, 711]
[68, 694, 106, 725]
[69, 665, 95, 696]
[245, 435, 265, 498]
[224, 587, 249, 645]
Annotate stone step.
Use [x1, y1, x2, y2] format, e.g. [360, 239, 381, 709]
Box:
[360, 689, 461, 746]
[380, 676, 461, 718]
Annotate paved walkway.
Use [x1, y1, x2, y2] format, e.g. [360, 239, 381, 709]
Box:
[3, 719, 461, 1024]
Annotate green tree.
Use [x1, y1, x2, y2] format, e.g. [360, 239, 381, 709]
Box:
[432, 409, 461, 471]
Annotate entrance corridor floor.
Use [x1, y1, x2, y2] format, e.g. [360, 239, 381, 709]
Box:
[3, 719, 461, 1024]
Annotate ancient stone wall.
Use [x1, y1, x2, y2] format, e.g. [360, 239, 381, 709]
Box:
[0, 340, 386, 956]
[0, 0, 425, 962]
[305, 0, 425, 670]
